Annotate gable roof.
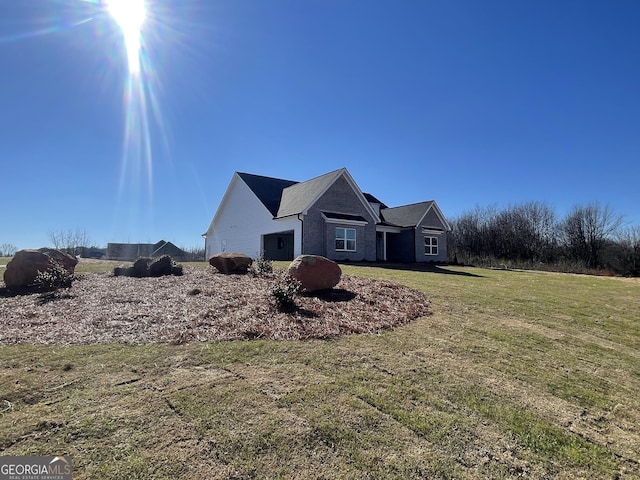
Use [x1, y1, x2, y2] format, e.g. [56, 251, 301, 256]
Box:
[276, 169, 343, 218]
[151, 241, 187, 258]
[213, 168, 450, 234]
[237, 172, 298, 216]
[276, 168, 381, 223]
[381, 201, 451, 231]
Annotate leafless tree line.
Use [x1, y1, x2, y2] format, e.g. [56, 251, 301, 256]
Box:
[448, 201, 639, 276]
[49, 229, 93, 257]
[0, 243, 18, 257]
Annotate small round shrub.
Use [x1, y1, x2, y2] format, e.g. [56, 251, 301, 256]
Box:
[250, 256, 274, 277]
[34, 262, 77, 290]
[270, 274, 302, 312]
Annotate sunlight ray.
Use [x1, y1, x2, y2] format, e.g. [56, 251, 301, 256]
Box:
[0, 18, 93, 44]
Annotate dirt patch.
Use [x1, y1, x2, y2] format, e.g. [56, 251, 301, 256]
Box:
[0, 268, 431, 344]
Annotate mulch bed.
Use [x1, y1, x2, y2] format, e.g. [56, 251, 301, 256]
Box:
[0, 268, 431, 344]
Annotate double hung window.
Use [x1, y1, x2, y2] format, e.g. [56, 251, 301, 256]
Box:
[336, 227, 356, 252]
[424, 236, 438, 256]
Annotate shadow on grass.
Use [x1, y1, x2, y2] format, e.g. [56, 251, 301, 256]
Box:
[343, 262, 485, 278]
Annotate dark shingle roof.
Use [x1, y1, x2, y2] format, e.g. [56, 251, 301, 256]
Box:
[363, 193, 387, 208]
[237, 172, 298, 216]
[152, 241, 187, 258]
[380, 201, 435, 227]
[276, 169, 344, 218]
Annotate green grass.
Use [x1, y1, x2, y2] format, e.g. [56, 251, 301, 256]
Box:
[1, 263, 639, 479]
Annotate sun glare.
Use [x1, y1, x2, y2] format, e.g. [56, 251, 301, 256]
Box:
[105, 0, 159, 234]
[108, 0, 146, 73]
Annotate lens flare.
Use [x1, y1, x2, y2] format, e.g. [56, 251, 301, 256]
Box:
[4, 0, 165, 241]
[107, 0, 146, 73]
[106, 0, 164, 238]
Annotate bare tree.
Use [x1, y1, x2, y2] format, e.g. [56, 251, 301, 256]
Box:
[49, 229, 91, 257]
[561, 203, 623, 269]
[520, 201, 558, 262]
[616, 226, 640, 276]
[0, 243, 18, 256]
[449, 202, 557, 265]
[183, 245, 206, 261]
[448, 205, 500, 264]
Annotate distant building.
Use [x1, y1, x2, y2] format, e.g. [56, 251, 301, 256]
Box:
[106, 240, 188, 261]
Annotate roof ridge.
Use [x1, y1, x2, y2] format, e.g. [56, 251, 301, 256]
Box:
[286, 167, 344, 187]
[237, 171, 298, 184]
[382, 200, 434, 210]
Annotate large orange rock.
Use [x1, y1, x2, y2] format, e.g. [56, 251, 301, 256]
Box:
[209, 252, 253, 274]
[3, 249, 77, 289]
[287, 255, 341, 292]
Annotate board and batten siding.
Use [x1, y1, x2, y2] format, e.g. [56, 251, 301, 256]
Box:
[205, 175, 301, 260]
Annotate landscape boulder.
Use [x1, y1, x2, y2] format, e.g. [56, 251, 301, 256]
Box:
[37, 248, 78, 273]
[3, 248, 77, 289]
[113, 266, 135, 277]
[287, 255, 341, 292]
[148, 255, 172, 277]
[209, 252, 253, 274]
[113, 255, 184, 278]
[132, 257, 152, 277]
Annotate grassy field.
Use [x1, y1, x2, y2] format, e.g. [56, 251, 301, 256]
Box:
[1, 261, 639, 479]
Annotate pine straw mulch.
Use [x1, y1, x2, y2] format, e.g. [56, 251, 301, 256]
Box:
[0, 267, 431, 344]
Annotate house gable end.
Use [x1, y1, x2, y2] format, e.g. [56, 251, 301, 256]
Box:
[276, 169, 342, 218]
[206, 173, 278, 236]
[329, 169, 381, 223]
[380, 200, 450, 230]
[278, 168, 380, 223]
[205, 173, 241, 235]
[418, 201, 451, 232]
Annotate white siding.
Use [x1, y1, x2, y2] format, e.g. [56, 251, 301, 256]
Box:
[205, 175, 301, 260]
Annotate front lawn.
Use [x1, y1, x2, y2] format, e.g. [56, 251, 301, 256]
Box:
[1, 262, 638, 478]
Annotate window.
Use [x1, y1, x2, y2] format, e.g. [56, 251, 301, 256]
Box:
[336, 227, 356, 252]
[424, 236, 438, 256]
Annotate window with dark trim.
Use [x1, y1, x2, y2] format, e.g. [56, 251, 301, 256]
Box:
[424, 236, 438, 256]
[336, 227, 356, 252]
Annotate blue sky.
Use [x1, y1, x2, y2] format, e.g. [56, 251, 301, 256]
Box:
[2, 0, 639, 250]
